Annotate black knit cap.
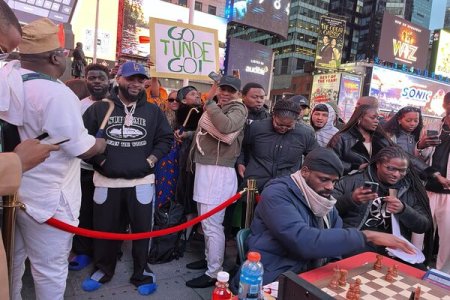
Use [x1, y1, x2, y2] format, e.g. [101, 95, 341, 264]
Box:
[177, 85, 197, 102]
[273, 98, 302, 114]
[303, 148, 344, 177]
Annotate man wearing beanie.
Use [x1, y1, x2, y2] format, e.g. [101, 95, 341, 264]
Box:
[0, 18, 106, 299]
[234, 148, 414, 286]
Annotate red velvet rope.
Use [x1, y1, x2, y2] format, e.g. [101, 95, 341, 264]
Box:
[45, 190, 245, 240]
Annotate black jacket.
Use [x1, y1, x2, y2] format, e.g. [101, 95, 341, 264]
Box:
[83, 87, 173, 179]
[247, 106, 270, 123]
[332, 167, 432, 241]
[238, 118, 318, 191]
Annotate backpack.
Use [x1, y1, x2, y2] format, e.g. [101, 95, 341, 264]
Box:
[148, 200, 186, 264]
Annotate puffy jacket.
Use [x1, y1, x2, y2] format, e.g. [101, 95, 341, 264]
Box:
[248, 176, 367, 284]
[332, 167, 432, 242]
[238, 118, 318, 191]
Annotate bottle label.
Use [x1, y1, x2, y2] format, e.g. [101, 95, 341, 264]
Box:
[238, 283, 261, 300]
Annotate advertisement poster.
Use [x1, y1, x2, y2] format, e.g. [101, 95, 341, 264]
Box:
[231, 0, 291, 39]
[310, 73, 342, 106]
[149, 18, 219, 80]
[225, 38, 273, 92]
[315, 16, 346, 70]
[338, 73, 362, 122]
[378, 12, 430, 70]
[431, 30, 450, 78]
[369, 66, 449, 118]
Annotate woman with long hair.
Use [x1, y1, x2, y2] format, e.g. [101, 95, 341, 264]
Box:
[328, 105, 392, 175]
[383, 106, 423, 155]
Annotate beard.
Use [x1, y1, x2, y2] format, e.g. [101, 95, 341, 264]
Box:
[87, 85, 109, 100]
[118, 84, 143, 102]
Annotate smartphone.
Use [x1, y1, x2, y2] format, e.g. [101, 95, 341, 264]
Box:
[427, 130, 439, 137]
[232, 69, 240, 79]
[208, 71, 221, 83]
[42, 136, 70, 145]
[363, 181, 379, 193]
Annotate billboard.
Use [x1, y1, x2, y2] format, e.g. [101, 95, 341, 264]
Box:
[120, 0, 227, 59]
[430, 30, 450, 78]
[378, 12, 430, 70]
[149, 18, 219, 81]
[314, 16, 345, 70]
[337, 73, 362, 122]
[7, 0, 78, 24]
[231, 0, 291, 39]
[225, 38, 273, 93]
[369, 66, 449, 118]
[310, 73, 341, 107]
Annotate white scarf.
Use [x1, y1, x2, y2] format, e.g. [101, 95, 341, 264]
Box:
[291, 171, 336, 218]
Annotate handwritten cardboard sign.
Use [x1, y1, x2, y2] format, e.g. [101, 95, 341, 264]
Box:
[149, 18, 219, 80]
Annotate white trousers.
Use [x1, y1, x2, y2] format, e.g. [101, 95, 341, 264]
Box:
[12, 200, 77, 300]
[194, 163, 237, 278]
[428, 191, 450, 273]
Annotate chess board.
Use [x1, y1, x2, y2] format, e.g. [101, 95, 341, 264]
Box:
[314, 263, 450, 300]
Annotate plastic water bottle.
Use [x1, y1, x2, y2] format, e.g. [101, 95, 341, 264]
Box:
[212, 271, 232, 300]
[238, 251, 264, 300]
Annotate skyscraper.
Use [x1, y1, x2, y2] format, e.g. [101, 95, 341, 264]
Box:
[410, 0, 445, 30]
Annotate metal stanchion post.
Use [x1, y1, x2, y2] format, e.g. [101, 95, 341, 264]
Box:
[2, 193, 22, 292]
[244, 179, 257, 228]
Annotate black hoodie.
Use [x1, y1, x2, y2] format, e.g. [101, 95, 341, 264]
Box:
[83, 87, 173, 179]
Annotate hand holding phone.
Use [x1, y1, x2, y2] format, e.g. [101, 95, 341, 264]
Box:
[208, 71, 221, 83]
[352, 184, 378, 204]
[364, 181, 379, 193]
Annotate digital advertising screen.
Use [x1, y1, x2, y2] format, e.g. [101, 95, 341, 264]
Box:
[314, 15, 346, 70]
[6, 0, 78, 24]
[337, 73, 362, 122]
[231, 0, 291, 39]
[430, 29, 450, 78]
[369, 66, 449, 118]
[225, 37, 273, 92]
[310, 73, 342, 107]
[378, 12, 430, 70]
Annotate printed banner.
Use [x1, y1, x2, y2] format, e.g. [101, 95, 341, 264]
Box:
[149, 18, 219, 80]
[315, 16, 345, 70]
[337, 73, 362, 122]
[431, 30, 450, 78]
[310, 73, 342, 107]
[369, 66, 449, 118]
[378, 12, 430, 69]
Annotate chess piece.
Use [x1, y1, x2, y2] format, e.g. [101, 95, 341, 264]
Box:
[392, 264, 398, 278]
[338, 269, 348, 287]
[414, 286, 421, 300]
[354, 278, 361, 297]
[374, 254, 383, 270]
[329, 268, 339, 290]
[345, 283, 357, 300]
[384, 267, 394, 283]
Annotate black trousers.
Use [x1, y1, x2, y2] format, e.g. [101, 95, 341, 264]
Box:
[72, 169, 95, 256]
[93, 186, 154, 286]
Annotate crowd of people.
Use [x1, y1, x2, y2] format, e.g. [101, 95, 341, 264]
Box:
[1, 5, 450, 300]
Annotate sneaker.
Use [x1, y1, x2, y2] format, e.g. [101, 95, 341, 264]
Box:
[186, 274, 216, 288]
[186, 259, 207, 270]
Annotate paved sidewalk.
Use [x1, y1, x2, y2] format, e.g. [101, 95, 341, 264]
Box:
[21, 237, 239, 299]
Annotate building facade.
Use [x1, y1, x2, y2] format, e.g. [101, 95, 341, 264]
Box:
[162, 0, 226, 17]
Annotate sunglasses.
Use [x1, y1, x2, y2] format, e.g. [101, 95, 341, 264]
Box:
[0, 45, 10, 61]
[168, 98, 177, 103]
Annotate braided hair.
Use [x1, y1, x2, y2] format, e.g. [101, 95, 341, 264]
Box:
[371, 146, 434, 262]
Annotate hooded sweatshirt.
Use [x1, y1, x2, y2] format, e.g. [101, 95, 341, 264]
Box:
[311, 103, 339, 147]
[83, 87, 173, 179]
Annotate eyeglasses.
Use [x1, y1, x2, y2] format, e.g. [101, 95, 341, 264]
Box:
[54, 49, 70, 57]
[0, 45, 10, 61]
[168, 98, 177, 103]
[383, 164, 408, 175]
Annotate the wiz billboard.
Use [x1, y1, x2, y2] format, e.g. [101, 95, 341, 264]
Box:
[231, 0, 291, 39]
[378, 12, 430, 70]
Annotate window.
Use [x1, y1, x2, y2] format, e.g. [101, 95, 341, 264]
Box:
[208, 5, 216, 15]
[195, 1, 202, 11]
[178, 0, 187, 6]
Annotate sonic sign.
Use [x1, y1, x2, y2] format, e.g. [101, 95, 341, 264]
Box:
[378, 12, 430, 70]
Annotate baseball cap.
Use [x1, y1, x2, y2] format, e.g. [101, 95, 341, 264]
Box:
[289, 95, 310, 108]
[117, 61, 149, 79]
[219, 75, 241, 91]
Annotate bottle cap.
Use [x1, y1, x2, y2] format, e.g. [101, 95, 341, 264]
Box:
[247, 251, 261, 262]
[217, 271, 229, 282]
